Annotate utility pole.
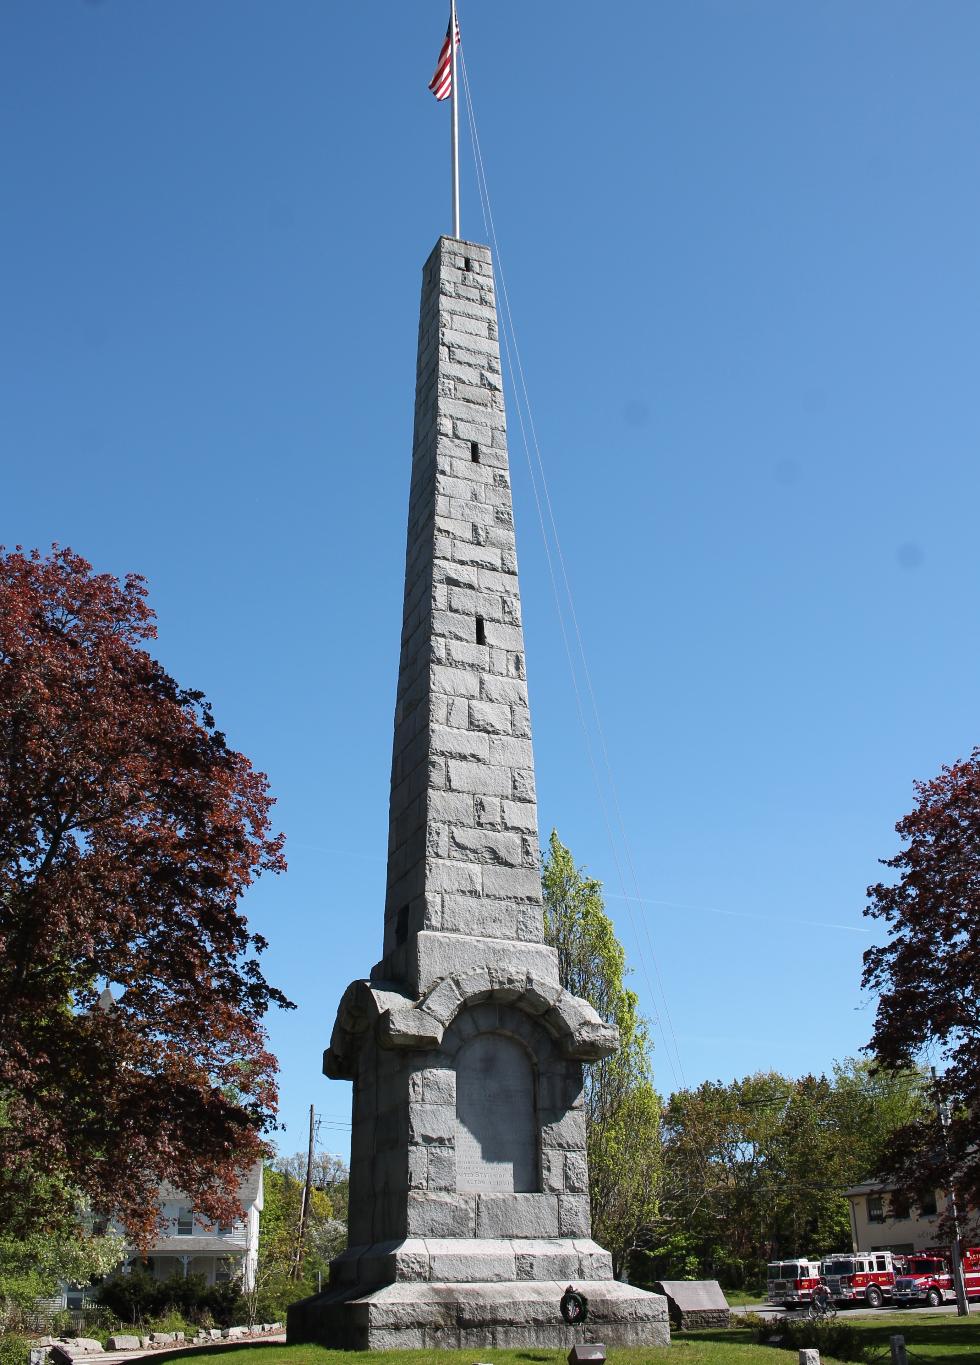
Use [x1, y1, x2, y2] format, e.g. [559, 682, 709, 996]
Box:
[293, 1104, 316, 1282]
[932, 1066, 970, 1316]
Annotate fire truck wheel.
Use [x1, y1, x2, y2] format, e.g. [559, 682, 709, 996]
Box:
[926, 1288, 942, 1307]
[865, 1286, 884, 1309]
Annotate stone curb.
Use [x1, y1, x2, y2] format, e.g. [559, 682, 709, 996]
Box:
[36, 1329, 285, 1365]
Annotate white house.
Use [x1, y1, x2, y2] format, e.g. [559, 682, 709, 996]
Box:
[46, 1162, 264, 1312]
[117, 1163, 264, 1292]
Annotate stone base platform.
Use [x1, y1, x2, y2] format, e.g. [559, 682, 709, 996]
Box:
[287, 1278, 670, 1351]
[330, 1237, 615, 1287]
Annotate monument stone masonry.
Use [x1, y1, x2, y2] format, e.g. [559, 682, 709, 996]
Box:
[286, 236, 669, 1350]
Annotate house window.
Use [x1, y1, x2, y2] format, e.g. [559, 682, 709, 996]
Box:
[919, 1190, 938, 1216]
[215, 1258, 233, 1283]
[890, 1191, 910, 1219]
[867, 1196, 885, 1223]
[177, 1208, 194, 1236]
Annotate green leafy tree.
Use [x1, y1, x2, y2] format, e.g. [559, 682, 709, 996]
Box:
[244, 1160, 347, 1323]
[541, 831, 660, 1275]
[0, 1172, 124, 1331]
[647, 1060, 928, 1289]
[652, 1072, 788, 1288]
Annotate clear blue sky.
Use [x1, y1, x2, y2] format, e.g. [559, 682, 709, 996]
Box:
[4, 1, 979, 1164]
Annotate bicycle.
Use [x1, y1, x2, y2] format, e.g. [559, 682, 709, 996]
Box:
[805, 1288, 838, 1321]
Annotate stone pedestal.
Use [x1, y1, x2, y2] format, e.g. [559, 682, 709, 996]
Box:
[286, 238, 668, 1350]
[289, 1276, 668, 1351]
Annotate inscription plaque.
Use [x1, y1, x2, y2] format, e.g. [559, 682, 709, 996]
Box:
[455, 1033, 538, 1193]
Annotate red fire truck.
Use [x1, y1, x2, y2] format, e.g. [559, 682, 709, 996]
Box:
[894, 1247, 980, 1307]
[964, 1247, 980, 1298]
[765, 1259, 823, 1308]
[893, 1253, 954, 1307]
[820, 1251, 904, 1307]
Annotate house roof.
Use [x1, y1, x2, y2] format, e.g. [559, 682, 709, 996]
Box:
[158, 1160, 263, 1211]
[846, 1181, 895, 1197]
[136, 1236, 247, 1256]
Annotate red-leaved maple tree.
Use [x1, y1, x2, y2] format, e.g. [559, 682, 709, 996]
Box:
[863, 749, 980, 1226]
[0, 546, 289, 1242]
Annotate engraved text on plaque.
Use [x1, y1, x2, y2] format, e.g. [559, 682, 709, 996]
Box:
[455, 1033, 538, 1193]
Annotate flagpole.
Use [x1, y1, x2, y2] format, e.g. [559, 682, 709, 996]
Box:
[450, 0, 460, 239]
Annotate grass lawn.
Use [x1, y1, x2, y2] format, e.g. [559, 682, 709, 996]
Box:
[720, 1290, 766, 1308]
[154, 1313, 980, 1365]
[689, 1311, 980, 1362]
[846, 1311, 980, 1360]
[155, 1347, 821, 1365]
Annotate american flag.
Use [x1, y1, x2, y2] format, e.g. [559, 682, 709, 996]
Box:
[428, 17, 460, 102]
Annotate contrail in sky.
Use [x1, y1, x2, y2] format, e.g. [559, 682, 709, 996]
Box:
[290, 843, 869, 936]
[605, 893, 869, 935]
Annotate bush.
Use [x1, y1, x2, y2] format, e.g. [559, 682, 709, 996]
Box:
[243, 1267, 306, 1326]
[730, 1312, 768, 1333]
[145, 1311, 194, 1337]
[0, 1335, 30, 1365]
[769, 1317, 870, 1363]
[36, 1307, 118, 1342]
[95, 1267, 156, 1323]
[95, 1270, 243, 1328]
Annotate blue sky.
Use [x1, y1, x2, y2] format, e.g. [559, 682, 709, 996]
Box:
[4, 1, 980, 1163]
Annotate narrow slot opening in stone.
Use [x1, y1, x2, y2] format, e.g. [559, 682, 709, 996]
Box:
[471, 441, 480, 463]
[476, 616, 486, 646]
[464, 257, 473, 272]
[395, 903, 409, 946]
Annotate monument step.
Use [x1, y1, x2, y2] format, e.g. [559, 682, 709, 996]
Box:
[331, 1237, 613, 1287]
[287, 1277, 670, 1352]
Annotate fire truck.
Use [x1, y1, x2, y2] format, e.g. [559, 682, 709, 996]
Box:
[820, 1251, 904, 1307]
[894, 1247, 980, 1307]
[893, 1253, 954, 1307]
[965, 1247, 980, 1297]
[765, 1259, 823, 1308]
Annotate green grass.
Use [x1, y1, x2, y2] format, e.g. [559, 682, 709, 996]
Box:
[690, 1311, 980, 1362]
[152, 1312, 980, 1365]
[720, 1289, 766, 1307]
[847, 1311, 980, 1361]
[150, 1342, 845, 1365]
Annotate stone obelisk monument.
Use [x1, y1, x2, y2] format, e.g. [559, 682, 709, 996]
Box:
[287, 237, 669, 1349]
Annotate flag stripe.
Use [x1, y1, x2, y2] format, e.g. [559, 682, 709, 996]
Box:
[428, 20, 460, 102]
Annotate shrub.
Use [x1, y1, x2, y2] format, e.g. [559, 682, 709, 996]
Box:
[772, 1317, 870, 1363]
[0, 1335, 30, 1365]
[43, 1307, 119, 1340]
[145, 1311, 194, 1337]
[730, 1311, 768, 1333]
[95, 1267, 157, 1323]
[95, 1270, 243, 1329]
[243, 1268, 304, 1326]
